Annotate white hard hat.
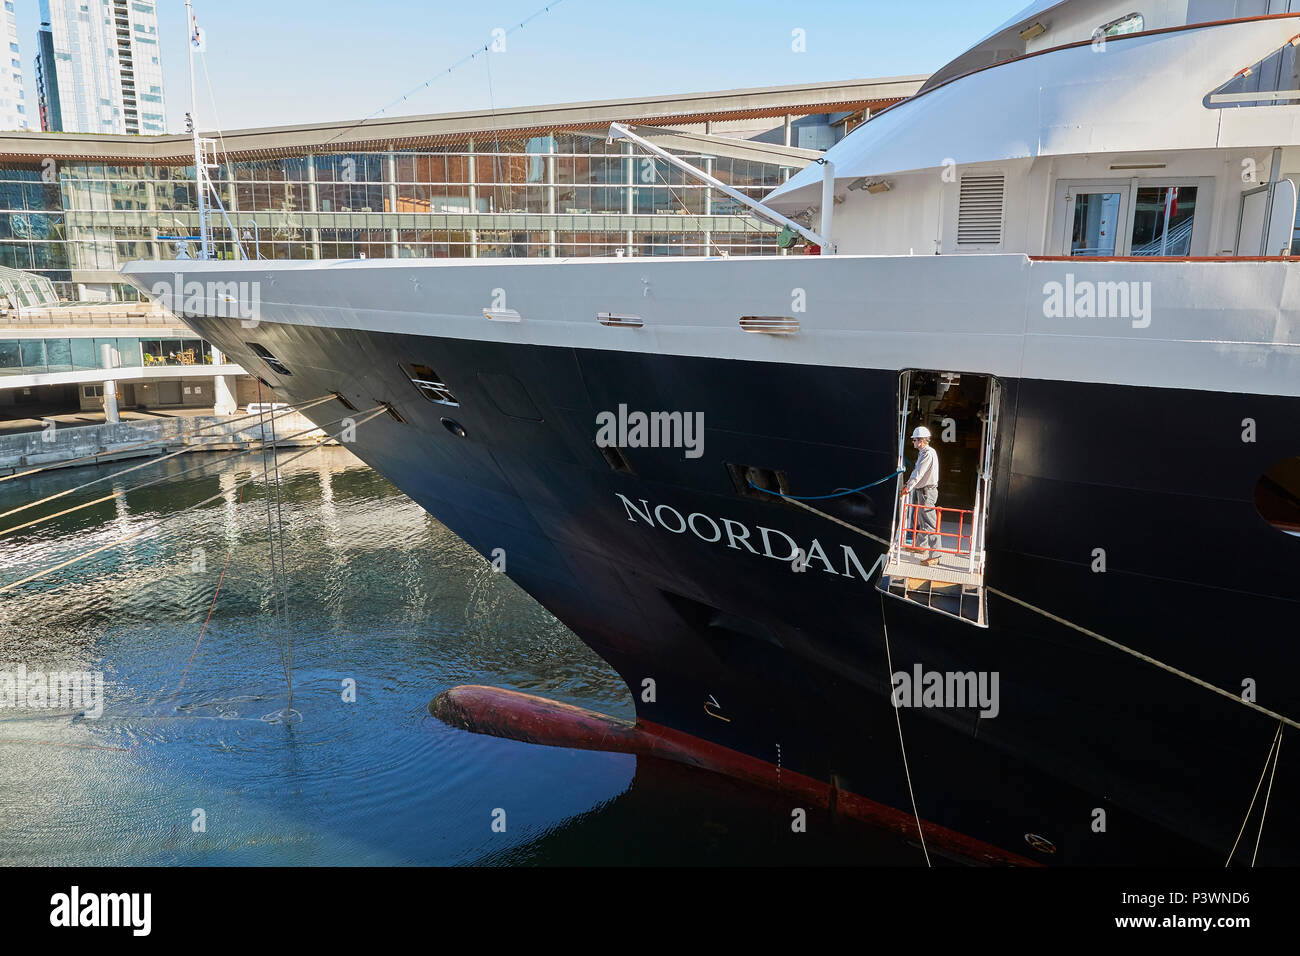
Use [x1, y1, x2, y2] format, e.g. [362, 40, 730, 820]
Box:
[911, 426, 931, 440]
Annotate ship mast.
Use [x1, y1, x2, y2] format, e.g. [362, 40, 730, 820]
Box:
[185, 0, 212, 259]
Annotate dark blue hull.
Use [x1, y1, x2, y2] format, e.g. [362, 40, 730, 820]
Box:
[186, 314, 1299, 865]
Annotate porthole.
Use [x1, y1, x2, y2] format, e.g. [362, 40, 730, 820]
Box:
[441, 417, 467, 439]
[1255, 456, 1300, 536]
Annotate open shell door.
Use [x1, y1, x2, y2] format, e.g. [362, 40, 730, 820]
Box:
[879, 370, 999, 628]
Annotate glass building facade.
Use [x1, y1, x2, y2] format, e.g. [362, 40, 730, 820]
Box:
[38, 0, 167, 135]
[0, 333, 213, 376]
[0, 131, 797, 300]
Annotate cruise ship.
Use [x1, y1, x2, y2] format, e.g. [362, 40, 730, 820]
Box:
[123, 0, 1300, 864]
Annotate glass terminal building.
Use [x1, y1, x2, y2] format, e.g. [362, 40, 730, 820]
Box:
[0, 78, 922, 301]
[0, 77, 923, 416]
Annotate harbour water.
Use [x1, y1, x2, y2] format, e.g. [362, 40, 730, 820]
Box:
[0, 447, 924, 865]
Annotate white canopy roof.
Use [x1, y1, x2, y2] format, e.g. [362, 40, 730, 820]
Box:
[920, 0, 1077, 92]
[767, 16, 1300, 210]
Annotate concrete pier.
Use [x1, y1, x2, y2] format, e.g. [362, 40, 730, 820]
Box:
[0, 408, 332, 475]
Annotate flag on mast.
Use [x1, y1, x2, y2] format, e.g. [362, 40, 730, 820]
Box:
[191, 20, 206, 52]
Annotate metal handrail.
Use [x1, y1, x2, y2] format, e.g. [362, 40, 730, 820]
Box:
[898, 502, 976, 557]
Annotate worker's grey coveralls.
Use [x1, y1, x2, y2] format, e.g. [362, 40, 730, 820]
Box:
[905, 444, 940, 558]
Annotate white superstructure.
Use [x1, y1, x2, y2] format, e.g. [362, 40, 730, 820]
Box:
[769, 6, 1300, 261]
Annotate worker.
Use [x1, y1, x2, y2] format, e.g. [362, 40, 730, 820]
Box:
[900, 426, 941, 565]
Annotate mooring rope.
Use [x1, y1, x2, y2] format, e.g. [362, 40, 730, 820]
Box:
[0, 392, 336, 485]
[1252, 727, 1282, 867]
[1225, 721, 1284, 867]
[0, 408, 361, 541]
[0, 406, 385, 596]
[761, 489, 1300, 732]
[255, 381, 294, 717]
[879, 587, 932, 867]
[269, 404, 294, 717]
[140, 482, 247, 746]
[0, 394, 336, 523]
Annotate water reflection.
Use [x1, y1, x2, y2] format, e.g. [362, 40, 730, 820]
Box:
[0, 447, 923, 865]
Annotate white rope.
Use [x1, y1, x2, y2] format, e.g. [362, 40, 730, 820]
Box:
[0, 393, 335, 488]
[0, 404, 354, 540]
[777, 494, 1300, 732]
[0, 407, 385, 596]
[256, 381, 295, 716]
[1252, 725, 1283, 867]
[879, 587, 932, 866]
[1226, 721, 1282, 867]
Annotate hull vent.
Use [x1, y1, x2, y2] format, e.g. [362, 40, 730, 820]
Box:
[247, 342, 292, 376]
[597, 312, 643, 328]
[739, 316, 799, 335]
[401, 363, 459, 406]
[598, 444, 634, 475]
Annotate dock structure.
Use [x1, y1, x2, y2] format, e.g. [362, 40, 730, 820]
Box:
[1, 76, 925, 430]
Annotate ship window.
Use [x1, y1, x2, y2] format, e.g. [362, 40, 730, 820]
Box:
[1255, 456, 1300, 537]
[1095, 13, 1143, 40]
[1205, 37, 1300, 109]
[247, 342, 291, 376]
[1128, 186, 1197, 257]
[401, 363, 459, 406]
[1057, 181, 1204, 256]
[1068, 190, 1123, 256]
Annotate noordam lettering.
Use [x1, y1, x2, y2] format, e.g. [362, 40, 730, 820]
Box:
[615, 493, 873, 580]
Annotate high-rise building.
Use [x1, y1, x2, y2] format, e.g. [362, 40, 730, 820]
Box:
[36, 0, 166, 135]
[0, 1, 27, 131]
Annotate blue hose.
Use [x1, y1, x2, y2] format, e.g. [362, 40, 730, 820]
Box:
[747, 468, 903, 501]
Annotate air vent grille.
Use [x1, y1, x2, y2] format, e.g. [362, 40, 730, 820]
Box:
[739, 316, 799, 335]
[597, 312, 643, 328]
[957, 174, 1005, 246]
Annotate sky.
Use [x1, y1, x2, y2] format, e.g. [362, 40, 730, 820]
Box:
[11, 0, 1033, 133]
